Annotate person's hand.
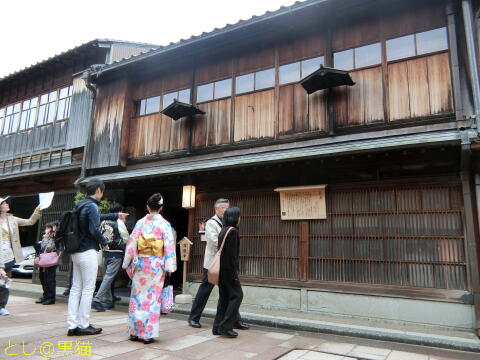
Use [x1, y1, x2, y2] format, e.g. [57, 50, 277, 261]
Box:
[0, 268, 6, 278]
[102, 244, 109, 251]
[118, 212, 129, 221]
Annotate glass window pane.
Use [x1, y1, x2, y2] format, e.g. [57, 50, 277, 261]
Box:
[13, 103, 20, 113]
[163, 92, 177, 109]
[178, 89, 191, 103]
[31, 97, 38, 107]
[2, 116, 10, 134]
[144, 96, 160, 114]
[65, 98, 71, 119]
[197, 83, 214, 103]
[49, 91, 57, 102]
[11, 113, 20, 132]
[301, 56, 324, 78]
[139, 100, 146, 116]
[46, 104, 56, 123]
[69, 85, 73, 96]
[214, 78, 232, 99]
[334, 49, 354, 70]
[40, 94, 48, 104]
[386, 34, 415, 61]
[23, 100, 30, 109]
[235, 73, 254, 94]
[279, 62, 301, 85]
[255, 68, 275, 90]
[0, 108, 4, 118]
[355, 42, 381, 68]
[416, 27, 448, 55]
[29, 108, 37, 127]
[59, 87, 69, 99]
[37, 105, 46, 125]
[57, 99, 66, 120]
[19, 112, 28, 130]
[6, 105, 13, 115]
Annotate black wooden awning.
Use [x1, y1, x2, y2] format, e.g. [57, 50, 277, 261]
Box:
[161, 99, 205, 120]
[300, 65, 355, 94]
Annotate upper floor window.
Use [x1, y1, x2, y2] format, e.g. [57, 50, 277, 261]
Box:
[197, 79, 232, 103]
[37, 91, 57, 126]
[279, 56, 325, 85]
[235, 68, 275, 95]
[334, 42, 381, 71]
[138, 96, 160, 116]
[19, 97, 38, 131]
[386, 27, 448, 62]
[56, 85, 73, 121]
[163, 88, 190, 110]
[0, 108, 5, 135]
[2, 103, 21, 135]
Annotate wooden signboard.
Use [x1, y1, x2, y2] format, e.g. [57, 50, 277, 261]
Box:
[274, 185, 327, 220]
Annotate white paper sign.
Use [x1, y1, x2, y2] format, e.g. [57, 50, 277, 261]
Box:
[38, 192, 54, 210]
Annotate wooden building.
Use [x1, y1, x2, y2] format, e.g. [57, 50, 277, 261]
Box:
[10, 0, 480, 335]
[0, 39, 157, 280]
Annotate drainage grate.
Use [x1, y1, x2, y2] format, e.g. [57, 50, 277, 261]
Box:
[275, 348, 374, 360]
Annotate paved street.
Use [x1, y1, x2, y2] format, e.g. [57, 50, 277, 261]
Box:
[1, 293, 479, 360]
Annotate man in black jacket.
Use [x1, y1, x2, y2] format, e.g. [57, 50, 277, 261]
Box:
[67, 178, 127, 336]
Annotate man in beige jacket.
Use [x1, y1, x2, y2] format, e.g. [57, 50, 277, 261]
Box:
[0, 195, 42, 315]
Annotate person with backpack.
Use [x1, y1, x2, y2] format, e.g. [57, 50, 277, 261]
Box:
[91, 203, 129, 312]
[188, 198, 249, 331]
[65, 179, 128, 336]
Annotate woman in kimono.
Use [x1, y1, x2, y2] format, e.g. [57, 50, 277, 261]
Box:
[122, 193, 177, 344]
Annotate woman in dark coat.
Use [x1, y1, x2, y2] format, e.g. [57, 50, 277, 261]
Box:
[212, 206, 243, 338]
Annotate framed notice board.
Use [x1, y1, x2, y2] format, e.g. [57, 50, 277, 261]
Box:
[274, 185, 327, 220]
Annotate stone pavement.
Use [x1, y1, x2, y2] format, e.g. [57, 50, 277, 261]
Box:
[1, 293, 480, 360]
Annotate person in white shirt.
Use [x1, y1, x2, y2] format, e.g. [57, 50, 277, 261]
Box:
[188, 198, 249, 331]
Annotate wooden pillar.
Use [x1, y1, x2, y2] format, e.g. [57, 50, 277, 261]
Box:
[299, 221, 310, 281]
[186, 207, 196, 282]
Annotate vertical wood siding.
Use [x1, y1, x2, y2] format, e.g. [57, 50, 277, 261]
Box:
[87, 78, 129, 168]
[66, 76, 93, 149]
[333, 66, 384, 127]
[128, 113, 173, 157]
[388, 53, 452, 121]
[198, 99, 231, 147]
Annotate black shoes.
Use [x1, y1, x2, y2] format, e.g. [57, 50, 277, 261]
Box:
[129, 335, 153, 344]
[75, 325, 103, 336]
[218, 329, 238, 338]
[35, 297, 45, 304]
[67, 328, 78, 336]
[42, 300, 55, 305]
[234, 321, 250, 330]
[212, 328, 221, 335]
[91, 301, 106, 312]
[188, 319, 202, 328]
[113, 296, 122, 302]
[143, 338, 154, 344]
[129, 335, 140, 342]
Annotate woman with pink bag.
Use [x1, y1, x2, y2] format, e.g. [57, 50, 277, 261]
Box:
[34, 221, 60, 305]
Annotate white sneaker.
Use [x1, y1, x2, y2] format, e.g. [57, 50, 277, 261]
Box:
[0, 308, 10, 316]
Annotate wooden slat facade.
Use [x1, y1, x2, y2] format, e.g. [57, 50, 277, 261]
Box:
[189, 180, 466, 291]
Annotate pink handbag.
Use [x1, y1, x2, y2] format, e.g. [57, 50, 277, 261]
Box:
[38, 252, 60, 268]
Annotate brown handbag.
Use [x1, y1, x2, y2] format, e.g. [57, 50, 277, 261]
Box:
[207, 227, 233, 285]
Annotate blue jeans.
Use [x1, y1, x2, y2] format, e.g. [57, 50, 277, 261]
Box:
[93, 256, 122, 306]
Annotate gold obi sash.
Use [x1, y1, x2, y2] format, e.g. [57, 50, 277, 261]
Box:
[138, 233, 164, 256]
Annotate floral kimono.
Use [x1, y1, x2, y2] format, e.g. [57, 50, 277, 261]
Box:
[123, 214, 177, 339]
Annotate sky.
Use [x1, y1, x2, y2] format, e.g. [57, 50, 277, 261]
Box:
[0, 0, 299, 78]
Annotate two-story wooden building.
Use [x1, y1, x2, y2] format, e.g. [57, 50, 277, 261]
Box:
[74, 0, 480, 335]
[0, 39, 156, 276]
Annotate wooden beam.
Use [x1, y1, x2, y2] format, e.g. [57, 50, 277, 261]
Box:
[299, 221, 309, 281]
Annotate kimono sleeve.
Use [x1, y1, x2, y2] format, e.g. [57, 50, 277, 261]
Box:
[163, 224, 177, 273]
[123, 220, 141, 269]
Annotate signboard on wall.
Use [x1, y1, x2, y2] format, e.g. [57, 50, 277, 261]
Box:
[274, 185, 327, 220]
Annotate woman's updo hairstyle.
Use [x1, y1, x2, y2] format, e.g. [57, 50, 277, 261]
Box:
[147, 193, 164, 212]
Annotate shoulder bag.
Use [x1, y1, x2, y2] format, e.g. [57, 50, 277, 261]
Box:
[207, 227, 233, 285]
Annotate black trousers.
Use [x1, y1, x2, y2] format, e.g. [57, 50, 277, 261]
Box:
[189, 268, 242, 323]
[39, 266, 57, 301]
[213, 277, 243, 332]
[0, 268, 12, 309]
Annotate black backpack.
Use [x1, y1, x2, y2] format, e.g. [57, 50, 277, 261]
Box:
[55, 202, 87, 254]
[100, 220, 124, 251]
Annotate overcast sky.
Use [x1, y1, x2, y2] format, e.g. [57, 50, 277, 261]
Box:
[0, 0, 299, 78]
